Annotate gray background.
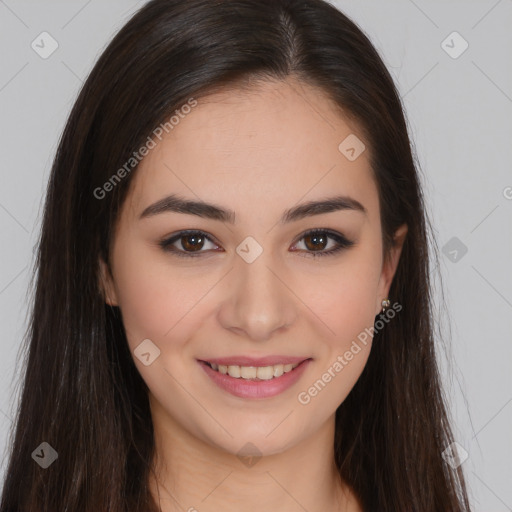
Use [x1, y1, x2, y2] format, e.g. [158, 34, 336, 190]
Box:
[0, 0, 511, 510]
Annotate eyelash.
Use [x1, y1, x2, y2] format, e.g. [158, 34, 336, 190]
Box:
[158, 228, 354, 259]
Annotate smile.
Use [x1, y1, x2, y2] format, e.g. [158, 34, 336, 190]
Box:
[205, 361, 300, 380]
[198, 358, 312, 399]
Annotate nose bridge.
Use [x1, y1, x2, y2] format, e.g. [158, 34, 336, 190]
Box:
[237, 250, 279, 303]
[218, 239, 296, 340]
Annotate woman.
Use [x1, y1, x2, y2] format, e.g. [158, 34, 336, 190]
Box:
[0, 0, 472, 510]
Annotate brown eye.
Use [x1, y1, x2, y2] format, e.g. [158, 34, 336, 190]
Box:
[159, 230, 219, 258]
[292, 229, 355, 258]
[180, 233, 206, 252]
[303, 231, 329, 252]
[159, 228, 354, 259]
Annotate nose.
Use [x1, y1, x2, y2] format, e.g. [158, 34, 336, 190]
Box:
[217, 249, 297, 342]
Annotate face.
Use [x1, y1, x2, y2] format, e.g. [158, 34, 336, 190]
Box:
[100, 77, 406, 457]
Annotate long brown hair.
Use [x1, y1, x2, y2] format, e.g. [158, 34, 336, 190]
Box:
[1, 0, 471, 510]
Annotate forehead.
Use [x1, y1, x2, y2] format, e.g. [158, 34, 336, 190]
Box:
[123, 77, 378, 224]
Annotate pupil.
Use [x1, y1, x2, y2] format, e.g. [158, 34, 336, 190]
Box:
[183, 234, 203, 251]
[306, 233, 326, 251]
[179, 232, 328, 253]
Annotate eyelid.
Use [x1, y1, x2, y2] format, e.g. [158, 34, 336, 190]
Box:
[159, 229, 221, 258]
[159, 228, 354, 258]
[290, 228, 354, 258]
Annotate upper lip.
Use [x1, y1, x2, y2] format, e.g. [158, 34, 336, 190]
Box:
[200, 356, 311, 367]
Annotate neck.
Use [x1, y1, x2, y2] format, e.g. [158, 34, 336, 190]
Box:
[147, 400, 358, 512]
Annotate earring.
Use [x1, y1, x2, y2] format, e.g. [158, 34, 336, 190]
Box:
[381, 298, 391, 313]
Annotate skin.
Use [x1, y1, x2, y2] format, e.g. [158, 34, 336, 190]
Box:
[100, 76, 407, 512]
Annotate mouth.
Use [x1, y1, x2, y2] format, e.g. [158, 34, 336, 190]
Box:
[200, 360, 306, 381]
[197, 357, 312, 399]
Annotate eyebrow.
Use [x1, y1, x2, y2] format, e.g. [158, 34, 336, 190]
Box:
[139, 193, 367, 224]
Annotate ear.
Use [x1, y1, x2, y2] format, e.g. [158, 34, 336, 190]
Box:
[98, 257, 119, 306]
[375, 223, 408, 315]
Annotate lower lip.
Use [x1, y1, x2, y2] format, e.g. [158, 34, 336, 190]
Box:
[198, 359, 312, 399]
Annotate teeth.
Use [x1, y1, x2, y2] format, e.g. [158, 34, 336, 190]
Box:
[209, 362, 300, 380]
[273, 364, 284, 377]
[256, 366, 274, 380]
[228, 365, 241, 378]
[240, 366, 257, 379]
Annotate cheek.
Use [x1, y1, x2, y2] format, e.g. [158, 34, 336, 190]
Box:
[305, 250, 381, 342]
[110, 240, 210, 351]
[295, 250, 380, 403]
